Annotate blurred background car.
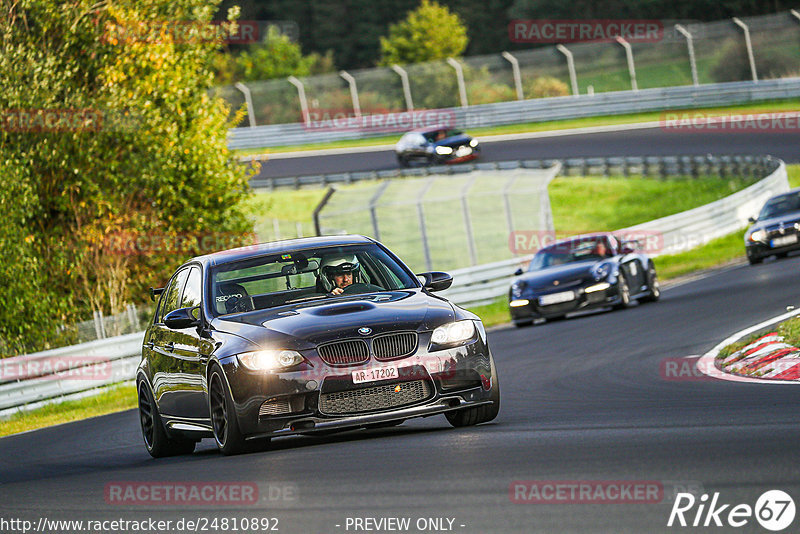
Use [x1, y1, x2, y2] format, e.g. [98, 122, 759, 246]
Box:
[745, 188, 800, 264]
[395, 126, 480, 167]
[508, 234, 660, 326]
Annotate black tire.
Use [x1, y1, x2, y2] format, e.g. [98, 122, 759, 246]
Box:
[776, 252, 789, 259]
[748, 256, 763, 265]
[138, 381, 196, 458]
[612, 277, 631, 310]
[445, 355, 500, 427]
[513, 319, 534, 328]
[640, 265, 661, 303]
[546, 315, 567, 322]
[397, 155, 410, 168]
[209, 366, 247, 455]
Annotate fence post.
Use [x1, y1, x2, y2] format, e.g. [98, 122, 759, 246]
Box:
[369, 181, 391, 241]
[391, 64, 414, 112]
[501, 51, 524, 101]
[416, 177, 437, 272]
[502, 173, 521, 237]
[556, 45, 579, 96]
[446, 58, 469, 108]
[732, 17, 758, 82]
[339, 70, 361, 118]
[615, 37, 638, 91]
[234, 82, 257, 128]
[273, 218, 281, 240]
[460, 175, 479, 266]
[674, 25, 699, 86]
[287, 76, 310, 125]
[313, 187, 336, 236]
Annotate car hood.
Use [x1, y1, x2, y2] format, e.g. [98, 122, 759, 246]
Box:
[210, 290, 455, 349]
[516, 261, 598, 290]
[748, 210, 800, 232]
[434, 134, 472, 148]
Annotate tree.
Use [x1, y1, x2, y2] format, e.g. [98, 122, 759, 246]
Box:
[379, 0, 468, 65]
[0, 0, 254, 354]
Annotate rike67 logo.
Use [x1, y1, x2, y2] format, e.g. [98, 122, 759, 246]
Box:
[668, 490, 795, 531]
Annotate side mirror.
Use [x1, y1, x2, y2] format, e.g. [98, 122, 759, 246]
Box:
[514, 268, 523, 276]
[164, 307, 200, 329]
[416, 271, 453, 292]
[748, 216, 757, 224]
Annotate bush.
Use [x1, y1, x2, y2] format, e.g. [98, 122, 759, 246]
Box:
[527, 76, 570, 98]
[711, 38, 797, 82]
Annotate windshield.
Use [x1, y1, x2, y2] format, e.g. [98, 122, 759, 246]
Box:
[759, 192, 800, 219]
[209, 244, 417, 315]
[528, 237, 611, 271]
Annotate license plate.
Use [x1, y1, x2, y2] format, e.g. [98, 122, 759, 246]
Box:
[771, 234, 797, 247]
[539, 291, 575, 306]
[352, 365, 398, 384]
[455, 146, 472, 157]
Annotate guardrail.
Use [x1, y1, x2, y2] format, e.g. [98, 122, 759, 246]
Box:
[0, 154, 785, 414]
[252, 153, 777, 190]
[230, 78, 800, 150]
[0, 332, 143, 417]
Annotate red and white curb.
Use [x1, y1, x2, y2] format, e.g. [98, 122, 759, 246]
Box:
[696, 308, 800, 384]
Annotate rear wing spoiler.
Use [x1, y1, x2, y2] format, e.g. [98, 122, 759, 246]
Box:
[149, 287, 165, 302]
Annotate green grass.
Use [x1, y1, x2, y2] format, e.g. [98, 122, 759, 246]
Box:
[549, 176, 751, 232]
[233, 99, 800, 155]
[0, 383, 137, 438]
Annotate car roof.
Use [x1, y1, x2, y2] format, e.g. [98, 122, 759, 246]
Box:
[767, 186, 800, 202]
[539, 233, 610, 251]
[189, 235, 376, 268]
[407, 125, 457, 134]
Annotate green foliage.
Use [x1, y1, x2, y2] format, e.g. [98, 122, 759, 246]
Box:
[214, 26, 334, 84]
[379, 0, 468, 66]
[711, 38, 797, 83]
[527, 76, 569, 98]
[0, 0, 254, 354]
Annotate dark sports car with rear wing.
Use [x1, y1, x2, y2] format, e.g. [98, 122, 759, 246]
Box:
[137, 235, 499, 456]
[508, 234, 660, 326]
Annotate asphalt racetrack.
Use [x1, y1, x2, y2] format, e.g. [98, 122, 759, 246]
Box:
[254, 126, 800, 180]
[2, 255, 800, 533]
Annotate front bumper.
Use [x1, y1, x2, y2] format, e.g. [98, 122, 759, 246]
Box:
[746, 238, 800, 261]
[221, 333, 495, 438]
[509, 282, 621, 322]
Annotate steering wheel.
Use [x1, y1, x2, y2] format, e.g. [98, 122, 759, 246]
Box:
[338, 283, 382, 295]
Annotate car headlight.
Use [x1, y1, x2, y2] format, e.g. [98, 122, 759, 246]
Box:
[435, 145, 453, 155]
[469, 138, 478, 147]
[431, 320, 476, 345]
[749, 229, 767, 242]
[237, 350, 303, 371]
[591, 262, 611, 281]
[585, 282, 611, 293]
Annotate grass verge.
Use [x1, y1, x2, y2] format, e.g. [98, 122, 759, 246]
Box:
[0, 383, 136, 438]
[233, 99, 800, 156]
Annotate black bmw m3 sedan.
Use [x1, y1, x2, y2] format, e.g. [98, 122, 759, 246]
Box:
[137, 235, 499, 456]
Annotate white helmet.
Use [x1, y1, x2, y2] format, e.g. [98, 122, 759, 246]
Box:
[319, 254, 360, 290]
